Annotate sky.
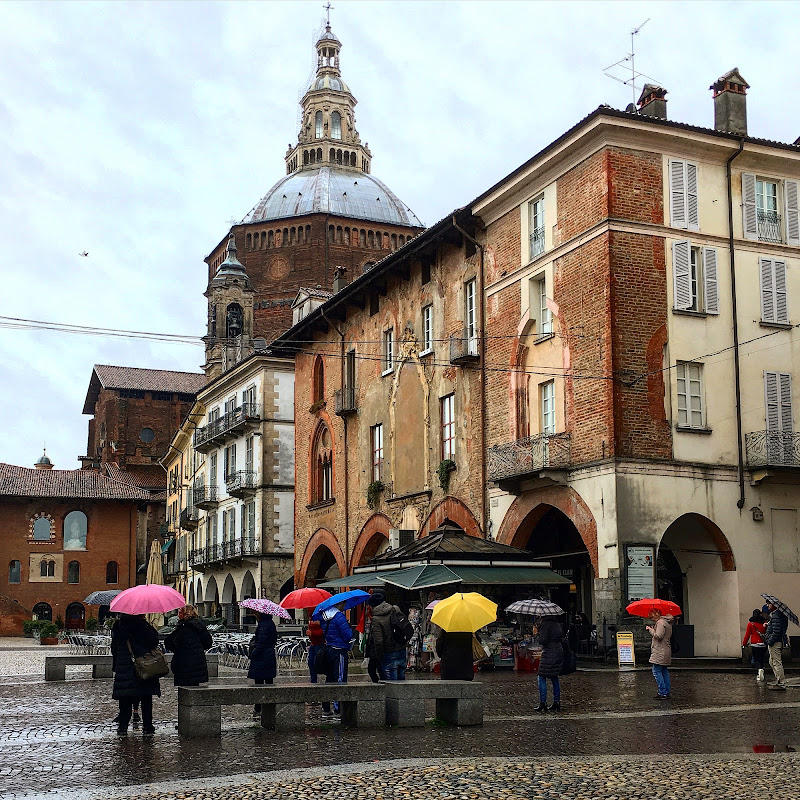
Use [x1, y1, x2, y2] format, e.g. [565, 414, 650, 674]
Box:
[0, 0, 798, 470]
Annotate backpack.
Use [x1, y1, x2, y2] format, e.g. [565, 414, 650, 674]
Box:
[390, 608, 414, 647]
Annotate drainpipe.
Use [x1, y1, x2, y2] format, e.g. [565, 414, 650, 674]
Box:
[451, 216, 488, 538]
[321, 308, 349, 570]
[727, 139, 746, 509]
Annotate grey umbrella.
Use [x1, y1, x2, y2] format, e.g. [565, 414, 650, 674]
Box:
[762, 593, 799, 626]
[505, 599, 564, 616]
[83, 590, 122, 606]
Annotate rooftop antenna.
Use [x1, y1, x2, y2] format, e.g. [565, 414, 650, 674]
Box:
[603, 19, 661, 108]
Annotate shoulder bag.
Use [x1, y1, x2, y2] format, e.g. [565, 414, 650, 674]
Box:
[127, 639, 169, 681]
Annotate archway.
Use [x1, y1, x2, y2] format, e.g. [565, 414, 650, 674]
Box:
[659, 513, 738, 657]
[204, 575, 219, 618]
[221, 574, 239, 627]
[65, 602, 86, 630]
[241, 570, 257, 626]
[32, 602, 52, 621]
[298, 528, 346, 587]
[188, 582, 195, 606]
[351, 514, 391, 568]
[419, 498, 482, 539]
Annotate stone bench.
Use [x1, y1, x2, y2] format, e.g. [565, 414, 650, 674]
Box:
[383, 680, 483, 727]
[44, 653, 219, 681]
[178, 682, 386, 737]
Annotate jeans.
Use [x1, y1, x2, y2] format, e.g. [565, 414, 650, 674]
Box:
[322, 648, 349, 713]
[769, 642, 785, 686]
[308, 644, 322, 683]
[118, 696, 152, 729]
[381, 648, 407, 681]
[652, 664, 671, 696]
[537, 675, 560, 704]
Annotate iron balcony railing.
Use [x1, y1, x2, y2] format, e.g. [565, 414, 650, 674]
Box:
[757, 210, 782, 243]
[193, 485, 219, 509]
[188, 538, 260, 568]
[179, 506, 199, 531]
[487, 432, 571, 482]
[529, 227, 545, 259]
[745, 431, 800, 469]
[449, 332, 480, 364]
[194, 403, 262, 451]
[335, 386, 358, 415]
[226, 470, 258, 496]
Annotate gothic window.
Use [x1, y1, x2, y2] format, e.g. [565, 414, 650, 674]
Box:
[331, 112, 341, 140]
[268, 230, 274, 247]
[31, 514, 54, 541]
[312, 356, 325, 403]
[312, 424, 333, 504]
[317, 148, 322, 161]
[68, 560, 80, 584]
[315, 111, 323, 139]
[330, 147, 335, 162]
[40, 559, 55, 578]
[225, 303, 243, 339]
[64, 511, 87, 550]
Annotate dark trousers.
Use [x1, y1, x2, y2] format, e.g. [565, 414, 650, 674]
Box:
[322, 649, 349, 713]
[118, 696, 152, 729]
[752, 645, 768, 670]
[367, 656, 384, 683]
[254, 677, 273, 712]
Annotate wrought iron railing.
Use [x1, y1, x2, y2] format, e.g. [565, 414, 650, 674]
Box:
[487, 432, 571, 482]
[745, 430, 800, 468]
[188, 538, 260, 567]
[449, 332, 480, 363]
[758, 210, 782, 243]
[192, 485, 219, 507]
[194, 403, 261, 449]
[179, 506, 199, 530]
[226, 470, 258, 494]
[529, 227, 545, 259]
[335, 386, 358, 415]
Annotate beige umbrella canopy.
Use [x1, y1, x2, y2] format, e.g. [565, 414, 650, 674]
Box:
[146, 539, 165, 629]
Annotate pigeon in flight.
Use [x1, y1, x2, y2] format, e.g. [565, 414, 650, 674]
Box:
[79, 251, 89, 257]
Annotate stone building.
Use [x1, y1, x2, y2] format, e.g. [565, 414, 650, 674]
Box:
[202, 23, 424, 352]
[0, 455, 149, 633]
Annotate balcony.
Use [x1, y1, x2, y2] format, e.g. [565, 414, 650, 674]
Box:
[188, 538, 260, 570]
[758, 210, 782, 243]
[226, 470, 258, 498]
[488, 432, 571, 493]
[335, 386, 358, 416]
[193, 485, 219, 509]
[194, 403, 261, 452]
[746, 431, 800, 482]
[449, 332, 480, 365]
[179, 506, 199, 531]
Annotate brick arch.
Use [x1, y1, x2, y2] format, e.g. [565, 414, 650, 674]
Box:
[419, 497, 482, 539]
[496, 486, 598, 574]
[350, 514, 391, 569]
[661, 513, 735, 571]
[297, 527, 347, 588]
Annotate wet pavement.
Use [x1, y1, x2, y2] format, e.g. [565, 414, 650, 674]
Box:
[2, 651, 800, 799]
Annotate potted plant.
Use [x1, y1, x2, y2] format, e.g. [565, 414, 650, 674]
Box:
[39, 622, 60, 645]
[86, 616, 99, 632]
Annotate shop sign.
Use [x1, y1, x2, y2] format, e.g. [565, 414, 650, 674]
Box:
[616, 631, 635, 666]
[625, 545, 655, 602]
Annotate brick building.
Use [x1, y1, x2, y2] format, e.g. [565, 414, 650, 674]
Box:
[0, 457, 149, 633]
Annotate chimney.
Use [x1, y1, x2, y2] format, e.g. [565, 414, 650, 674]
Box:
[332, 265, 348, 293]
[710, 68, 749, 136]
[637, 84, 668, 120]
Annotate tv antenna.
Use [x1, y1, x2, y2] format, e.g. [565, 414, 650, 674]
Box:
[603, 19, 661, 108]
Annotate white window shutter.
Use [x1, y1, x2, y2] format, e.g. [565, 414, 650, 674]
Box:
[775, 260, 789, 323]
[780, 372, 793, 433]
[765, 371, 780, 431]
[686, 163, 699, 229]
[760, 258, 776, 322]
[742, 173, 758, 240]
[785, 179, 800, 247]
[670, 160, 687, 228]
[702, 247, 719, 314]
[672, 240, 692, 310]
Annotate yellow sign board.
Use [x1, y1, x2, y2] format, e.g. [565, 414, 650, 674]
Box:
[616, 631, 635, 667]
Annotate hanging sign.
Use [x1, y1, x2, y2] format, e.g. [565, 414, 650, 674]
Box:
[625, 545, 656, 602]
[616, 631, 635, 667]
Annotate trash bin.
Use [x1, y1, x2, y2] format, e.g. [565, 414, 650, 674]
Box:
[671, 624, 694, 658]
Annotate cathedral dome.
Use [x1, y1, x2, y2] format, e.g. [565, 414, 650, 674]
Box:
[241, 166, 423, 228]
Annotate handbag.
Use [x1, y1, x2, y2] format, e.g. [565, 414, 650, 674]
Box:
[126, 640, 169, 681]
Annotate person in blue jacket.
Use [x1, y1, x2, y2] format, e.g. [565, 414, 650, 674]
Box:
[319, 602, 353, 720]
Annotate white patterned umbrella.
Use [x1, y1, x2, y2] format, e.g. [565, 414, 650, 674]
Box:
[762, 593, 799, 626]
[240, 598, 291, 620]
[505, 599, 564, 617]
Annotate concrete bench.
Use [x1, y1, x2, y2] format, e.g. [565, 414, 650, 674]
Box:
[44, 653, 219, 681]
[178, 682, 386, 737]
[383, 680, 483, 727]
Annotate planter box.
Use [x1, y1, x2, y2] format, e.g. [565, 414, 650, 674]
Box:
[40, 638, 59, 646]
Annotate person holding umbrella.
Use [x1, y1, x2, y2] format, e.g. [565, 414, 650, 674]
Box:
[762, 594, 794, 691]
[431, 593, 497, 682]
[646, 608, 674, 699]
[535, 614, 564, 712]
[244, 604, 282, 718]
[164, 605, 213, 687]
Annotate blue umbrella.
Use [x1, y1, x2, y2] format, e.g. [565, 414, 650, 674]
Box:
[312, 589, 370, 619]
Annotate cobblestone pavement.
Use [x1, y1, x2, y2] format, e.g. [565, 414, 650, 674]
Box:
[2, 658, 800, 800]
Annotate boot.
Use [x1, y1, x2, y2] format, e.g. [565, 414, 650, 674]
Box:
[116, 726, 128, 737]
[757, 669, 765, 682]
[548, 701, 561, 712]
[132, 711, 141, 724]
[536, 702, 548, 713]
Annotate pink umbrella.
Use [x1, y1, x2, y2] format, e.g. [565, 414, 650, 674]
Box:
[240, 598, 291, 620]
[425, 600, 441, 610]
[110, 584, 186, 615]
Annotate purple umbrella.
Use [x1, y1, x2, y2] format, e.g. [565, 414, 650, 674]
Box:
[240, 598, 291, 620]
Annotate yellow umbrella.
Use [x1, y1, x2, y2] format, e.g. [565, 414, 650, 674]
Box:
[430, 592, 497, 633]
[146, 539, 165, 629]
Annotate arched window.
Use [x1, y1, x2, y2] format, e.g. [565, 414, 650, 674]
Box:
[312, 356, 325, 403]
[391, 234, 398, 251]
[225, 303, 243, 339]
[65, 602, 85, 630]
[359, 229, 366, 247]
[106, 561, 118, 584]
[312, 424, 334, 504]
[31, 514, 53, 541]
[246, 233, 252, 249]
[64, 511, 87, 550]
[68, 561, 80, 584]
[32, 602, 52, 621]
[317, 148, 322, 161]
[8, 560, 21, 583]
[303, 150, 309, 165]
[336, 225, 343, 243]
[310, 149, 316, 164]
[368, 230, 374, 248]
[315, 110, 323, 139]
[331, 111, 342, 140]
[328, 225, 335, 244]
[268, 230, 274, 247]
[40, 559, 55, 578]
[305, 225, 312, 242]
[283, 227, 289, 245]
[330, 147, 335, 163]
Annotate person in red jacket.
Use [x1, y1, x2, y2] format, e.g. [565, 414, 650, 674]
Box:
[306, 616, 325, 683]
[742, 608, 768, 682]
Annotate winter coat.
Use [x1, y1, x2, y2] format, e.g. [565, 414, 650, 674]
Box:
[648, 615, 674, 666]
[320, 608, 353, 651]
[435, 631, 474, 681]
[742, 616, 767, 647]
[111, 615, 162, 699]
[367, 601, 406, 658]
[537, 618, 564, 677]
[764, 609, 789, 647]
[165, 617, 213, 686]
[247, 617, 278, 681]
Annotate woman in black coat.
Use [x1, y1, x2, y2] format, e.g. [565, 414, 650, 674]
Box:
[536, 616, 564, 713]
[435, 630, 474, 681]
[165, 605, 213, 686]
[247, 610, 278, 717]
[111, 614, 161, 735]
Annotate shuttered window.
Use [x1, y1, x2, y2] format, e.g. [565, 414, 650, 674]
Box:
[742, 173, 758, 240]
[786, 179, 800, 247]
[672, 241, 718, 314]
[765, 372, 793, 433]
[759, 258, 789, 324]
[669, 160, 699, 230]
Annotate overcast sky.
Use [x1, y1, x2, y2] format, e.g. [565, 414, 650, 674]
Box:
[0, 0, 798, 470]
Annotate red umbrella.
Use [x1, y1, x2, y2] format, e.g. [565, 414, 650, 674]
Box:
[626, 598, 682, 618]
[280, 587, 332, 610]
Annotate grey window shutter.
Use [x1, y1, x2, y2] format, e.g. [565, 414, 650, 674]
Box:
[742, 173, 758, 240]
[760, 257, 776, 322]
[775, 259, 788, 323]
[672, 240, 692, 309]
[785, 179, 800, 247]
[765, 371, 780, 431]
[687, 163, 699, 229]
[780, 372, 793, 433]
[670, 160, 686, 228]
[702, 247, 719, 314]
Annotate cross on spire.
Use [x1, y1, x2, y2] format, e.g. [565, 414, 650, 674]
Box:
[324, 2, 333, 25]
